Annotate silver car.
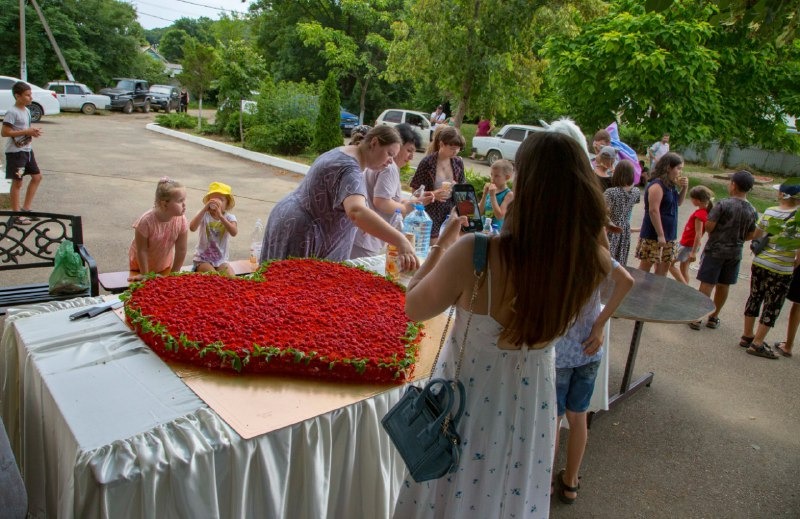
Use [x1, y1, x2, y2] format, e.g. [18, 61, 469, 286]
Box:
[45, 81, 111, 115]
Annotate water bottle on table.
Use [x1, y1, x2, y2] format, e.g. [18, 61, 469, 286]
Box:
[250, 218, 264, 268]
[404, 204, 433, 259]
[385, 209, 404, 279]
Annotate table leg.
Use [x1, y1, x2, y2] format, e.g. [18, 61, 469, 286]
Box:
[588, 320, 654, 428]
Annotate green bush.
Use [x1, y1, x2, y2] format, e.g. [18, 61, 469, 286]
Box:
[245, 119, 313, 155]
[257, 79, 319, 126]
[274, 119, 314, 155]
[223, 111, 259, 140]
[314, 73, 343, 153]
[154, 113, 203, 129]
[465, 168, 489, 194]
[244, 125, 273, 152]
[618, 124, 648, 155]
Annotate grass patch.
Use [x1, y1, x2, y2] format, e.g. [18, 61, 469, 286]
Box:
[683, 166, 781, 213]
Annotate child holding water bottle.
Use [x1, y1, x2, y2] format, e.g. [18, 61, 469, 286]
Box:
[478, 159, 514, 230]
[189, 182, 238, 276]
[128, 177, 189, 281]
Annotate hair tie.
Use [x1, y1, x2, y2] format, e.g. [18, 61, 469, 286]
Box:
[159, 176, 172, 183]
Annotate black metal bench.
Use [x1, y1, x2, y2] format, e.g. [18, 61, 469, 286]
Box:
[0, 211, 99, 315]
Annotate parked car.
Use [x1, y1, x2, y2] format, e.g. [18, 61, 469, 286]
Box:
[340, 108, 359, 136]
[100, 78, 151, 114]
[45, 81, 110, 115]
[471, 124, 546, 164]
[0, 75, 60, 122]
[374, 109, 432, 151]
[149, 85, 180, 113]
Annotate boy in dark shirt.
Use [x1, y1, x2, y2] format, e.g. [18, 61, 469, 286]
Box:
[689, 170, 758, 330]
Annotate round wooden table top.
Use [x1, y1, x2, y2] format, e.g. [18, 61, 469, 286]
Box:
[605, 267, 716, 324]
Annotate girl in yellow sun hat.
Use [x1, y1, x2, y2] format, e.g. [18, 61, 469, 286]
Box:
[189, 181, 239, 275]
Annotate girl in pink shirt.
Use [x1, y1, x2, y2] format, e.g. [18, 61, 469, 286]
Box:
[128, 177, 189, 281]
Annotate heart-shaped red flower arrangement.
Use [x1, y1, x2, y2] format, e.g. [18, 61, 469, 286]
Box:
[122, 258, 423, 383]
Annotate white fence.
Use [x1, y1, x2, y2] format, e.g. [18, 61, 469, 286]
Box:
[681, 142, 800, 176]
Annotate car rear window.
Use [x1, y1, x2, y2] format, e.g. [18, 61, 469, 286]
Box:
[383, 110, 402, 124]
[503, 128, 526, 142]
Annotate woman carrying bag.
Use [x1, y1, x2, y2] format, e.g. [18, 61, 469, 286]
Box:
[393, 131, 612, 518]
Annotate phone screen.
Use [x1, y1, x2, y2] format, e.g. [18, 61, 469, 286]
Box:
[453, 187, 483, 232]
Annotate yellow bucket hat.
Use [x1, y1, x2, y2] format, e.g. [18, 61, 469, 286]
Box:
[203, 181, 235, 209]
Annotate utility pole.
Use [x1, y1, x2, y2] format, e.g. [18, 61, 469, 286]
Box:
[29, 0, 74, 81]
[19, 0, 26, 80]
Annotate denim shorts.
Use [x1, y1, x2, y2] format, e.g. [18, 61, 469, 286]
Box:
[556, 361, 601, 416]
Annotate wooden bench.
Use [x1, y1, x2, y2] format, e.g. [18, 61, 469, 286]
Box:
[98, 259, 257, 294]
[0, 211, 99, 315]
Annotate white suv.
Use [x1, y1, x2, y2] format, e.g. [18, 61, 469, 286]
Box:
[45, 81, 111, 115]
[375, 109, 432, 151]
[0, 75, 60, 122]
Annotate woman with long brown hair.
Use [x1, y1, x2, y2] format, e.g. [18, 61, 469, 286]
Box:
[409, 126, 466, 240]
[393, 131, 612, 518]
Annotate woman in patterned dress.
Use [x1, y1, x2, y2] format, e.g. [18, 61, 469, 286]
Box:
[260, 126, 418, 270]
[409, 126, 466, 240]
[394, 131, 612, 518]
[604, 160, 641, 265]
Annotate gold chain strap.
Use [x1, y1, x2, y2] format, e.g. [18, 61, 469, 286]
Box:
[432, 269, 485, 434]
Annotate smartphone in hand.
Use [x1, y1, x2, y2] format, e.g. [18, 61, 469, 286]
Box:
[453, 184, 483, 232]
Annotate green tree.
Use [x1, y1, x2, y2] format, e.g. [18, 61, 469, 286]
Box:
[546, 0, 800, 152]
[295, 0, 403, 123]
[646, 0, 800, 46]
[314, 72, 343, 153]
[385, 0, 602, 128]
[214, 40, 268, 133]
[0, 0, 144, 87]
[177, 38, 218, 129]
[159, 29, 190, 62]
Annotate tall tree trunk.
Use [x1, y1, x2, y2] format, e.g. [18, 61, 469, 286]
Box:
[197, 91, 203, 131]
[358, 76, 370, 125]
[453, 76, 473, 129]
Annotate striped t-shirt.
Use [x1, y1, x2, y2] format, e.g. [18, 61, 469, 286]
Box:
[753, 207, 798, 275]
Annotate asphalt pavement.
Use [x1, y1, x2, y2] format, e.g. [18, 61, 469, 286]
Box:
[6, 111, 800, 517]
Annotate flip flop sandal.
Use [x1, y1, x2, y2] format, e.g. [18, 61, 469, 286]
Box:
[13, 216, 32, 225]
[746, 344, 779, 359]
[688, 320, 702, 330]
[555, 469, 580, 505]
[739, 336, 755, 348]
[706, 317, 720, 329]
[774, 342, 792, 358]
[21, 209, 40, 221]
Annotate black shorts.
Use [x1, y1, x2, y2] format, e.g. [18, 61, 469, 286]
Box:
[5, 151, 40, 179]
[787, 266, 800, 304]
[697, 254, 741, 286]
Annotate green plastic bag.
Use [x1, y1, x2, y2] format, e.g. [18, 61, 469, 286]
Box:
[49, 240, 90, 295]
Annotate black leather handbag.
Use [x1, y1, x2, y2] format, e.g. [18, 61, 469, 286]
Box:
[381, 233, 488, 482]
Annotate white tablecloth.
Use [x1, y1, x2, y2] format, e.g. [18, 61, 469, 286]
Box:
[1, 298, 407, 519]
[0, 277, 610, 518]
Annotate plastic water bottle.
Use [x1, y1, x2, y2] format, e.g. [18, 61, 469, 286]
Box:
[403, 204, 433, 259]
[250, 218, 264, 268]
[385, 209, 404, 279]
[482, 217, 493, 235]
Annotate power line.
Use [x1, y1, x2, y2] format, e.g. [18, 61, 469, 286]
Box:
[136, 10, 176, 23]
[134, 0, 202, 17]
[173, 0, 246, 14]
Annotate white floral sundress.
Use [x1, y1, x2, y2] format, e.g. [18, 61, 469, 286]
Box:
[393, 270, 557, 518]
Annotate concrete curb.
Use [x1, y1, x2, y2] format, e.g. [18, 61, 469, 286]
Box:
[146, 124, 310, 176]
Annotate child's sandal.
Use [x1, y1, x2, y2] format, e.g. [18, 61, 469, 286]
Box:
[739, 336, 754, 348]
[555, 469, 580, 505]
